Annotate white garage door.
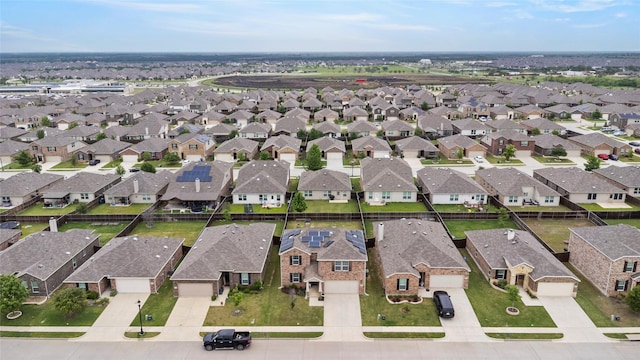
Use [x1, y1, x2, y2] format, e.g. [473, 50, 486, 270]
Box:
[514, 149, 531, 157]
[185, 154, 202, 161]
[467, 151, 484, 159]
[177, 283, 214, 297]
[537, 282, 575, 297]
[122, 154, 139, 163]
[326, 152, 343, 168]
[402, 151, 419, 159]
[430, 275, 465, 289]
[280, 153, 296, 164]
[216, 153, 234, 162]
[324, 280, 359, 294]
[115, 278, 150, 293]
[373, 151, 389, 159]
[46, 156, 62, 163]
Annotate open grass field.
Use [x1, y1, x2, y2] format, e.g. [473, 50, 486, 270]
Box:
[522, 219, 594, 253]
[129, 221, 206, 247]
[19, 223, 50, 237]
[302, 200, 359, 213]
[604, 219, 640, 228]
[360, 202, 427, 213]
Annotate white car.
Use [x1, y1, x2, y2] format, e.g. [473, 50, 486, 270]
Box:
[474, 155, 484, 163]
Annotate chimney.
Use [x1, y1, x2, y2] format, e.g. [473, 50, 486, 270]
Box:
[49, 217, 58, 232]
[376, 222, 384, 242]
[133, 178, 139, 193]
[195, 178, 200, 192]
[145, 127, 149, 135]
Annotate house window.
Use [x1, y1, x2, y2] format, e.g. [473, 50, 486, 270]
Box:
[611, 193, 623, 200]
[21, 281, 28, 289]
[397, 278, 409, 291]
[77, 153, 85, 160]
[624, 261, 637, 272]
[47, 146, 56, 152]
[544, 196, 554, 203]
[276, 194, 281, 201]
[78, 283, 88, 290]
[171, 143, 178, 149]
[303, 190, 312, 197]
[477, 194, 485, 202]
[189, 144, 198, 150]
[498, 139, 504, 145]
[402, 192, 412, 200]
[615, 280, 628, 292]
[291, 255, 301, 266]
[80, 193, 89, 200]
[32, 146, 38, 151]
[382, 191, 391, 200]
[508, 196, 518, 203]
[368, 192, 373, 200]
[240, 273, 250, 285]
[495, 269, 507, 279]
[587, 193, 597, 200]
[323, 190, 329, 198]
[259, 194, 266, 202]
[290, 273, 301, 283]
[238, 194, 247, 201]
[142, 194, 151, 200]
[449, 194, 459, 202]
[31, 281, 39, 293]
[633, 188, 640, 195]
[521, 141, 529, 147]
[334, 261, 350, 271]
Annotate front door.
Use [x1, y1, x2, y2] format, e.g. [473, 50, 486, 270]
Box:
[223, 272, 230, 286]
[516, 274, 525, 286]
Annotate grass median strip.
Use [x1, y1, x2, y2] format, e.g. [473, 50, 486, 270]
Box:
[124, 332, 160, 339]
[0, 331, 85, 338]
[251, 332, 323, 339]
[485, 333, 563, 340]
[363, 332, 445, 339]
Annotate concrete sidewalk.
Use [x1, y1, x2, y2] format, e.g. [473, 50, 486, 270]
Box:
[151, 297, 211, 342]
[75, 293, 149, 342]
[538, 296, 610, 343]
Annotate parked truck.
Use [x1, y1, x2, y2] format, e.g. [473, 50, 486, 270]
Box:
[203, 329, 251, 351]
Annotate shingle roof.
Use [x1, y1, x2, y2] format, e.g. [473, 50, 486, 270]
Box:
[395, 136, 439, 152]
[42, 172, 120, 197]
[375, 219, 469, 277]
[437, 134, 484, 149]
[593, 165, 640, 188]
[361, 157, 416, 192]
[418, 168, 487, 195]
[104, 170, 175, 197]
[214, 137, 259, 153]
[0, 172, 64, 197]
[171, 223, 275, 280]
[279, 228, 368, 261]
[261, 134, 301, 152]
[80, 138, 130, 154]
[307, 136, 346, 153]
[476, 167, 560, 197]
[161, 160, 233, 201]
[347, 119, 377, 132]
[352, 136, 391, 152]
[533, 167, 625, 194]
[569, 224, 640, 261]
[298, 169, 351, 192]
[233, 160, 289, 194]
[569, 132, 627, 149]
[531, 134, 581, 150]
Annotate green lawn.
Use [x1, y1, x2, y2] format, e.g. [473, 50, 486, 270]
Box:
[51, 160, 88, 169]
[286, 220, 362, 231]
[360, 202, 427, 213]
[101, 158, 123, 169]
[288, 178, 299, 192]
[351, 178, 361, 192]
[88, 203, 151, 214]
[0, 331, 85, 338]
[522, 219, 594, 253]
[509, 204, 573, 212]
[0, 300, 105, 327]
[444, 219, 518, 240]
[223, 203, 288, 214]
[19, 203, 80, 216]
[251, 332, 323, 339]
[129, 221, 205, 247]
[432, 203, 500, 213]
[565, 263, 640, 327]
[1, 163, 33, 170]
[461, 249, 556, 327]
[531, 154, 574, 165]
[302, 200, 359, 213]
[124, 331, 160, 339]
[579, 203, 640, 211]
[57, 222, 128, 246]
[203, 248, 323, 326]
[133, 160, 181, 169]
[486, 333, 563, 340]
[485, 155, 524, 165]
[208, 220, 284, 237]
[604, 219, 640, 228]
[19, 223, 50, 237]
[421, 157, 474, 165]
[130, 280, 177, 327]
[360, 249, 441, 326]
[364, 332, 445, 338]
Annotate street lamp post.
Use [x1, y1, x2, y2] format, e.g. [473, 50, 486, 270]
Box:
[137, 300, 144, 336]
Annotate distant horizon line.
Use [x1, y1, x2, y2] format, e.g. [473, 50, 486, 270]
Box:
[4, 51, 640, 55]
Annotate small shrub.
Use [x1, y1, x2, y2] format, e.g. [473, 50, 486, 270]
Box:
[497, 279, 508, 289]
[95, 297, 110, 306]
[250, 280, 262, 291]
[109, 289, 118, 297]
[211, 294, 218, 301]
[86, 291, 99, 300]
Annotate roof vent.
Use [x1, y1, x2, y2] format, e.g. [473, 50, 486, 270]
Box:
[163, 245, 168, 249]
[133, 237, 138, 241]
[155, 255, 161, 258]
[65, 251, 71, 255]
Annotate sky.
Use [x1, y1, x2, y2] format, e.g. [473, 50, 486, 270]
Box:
[1, 0, 639, 53]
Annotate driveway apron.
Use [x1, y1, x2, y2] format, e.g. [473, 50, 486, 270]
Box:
[152, 297, 211, 341]
[537, 296, 610, 343]
[437, 288, 490, 342]
[76, 293, 149, 342]
[319, 294, 369, 342]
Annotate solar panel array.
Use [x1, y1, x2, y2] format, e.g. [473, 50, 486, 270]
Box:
[176, 165, 212, 182]
[345, 230, 366, 254]
[280, 237, 294, 252]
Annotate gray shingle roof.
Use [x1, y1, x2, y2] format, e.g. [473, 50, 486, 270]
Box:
[42, 172, 120, 197]
[570, 224, 640, 260]
[261, 134, 301, 152]
[352, 136, 391, 152]
[534, 167, 625, 194]
[104, 170, 175, 197]
[418, 168, 487, 195]
[171, 223, 275, 280]
[569, 132, 627, 149]
[361, 157, 416, 192]
[466, 228, 578, 281]
[531, 134, 581, 151]
[80, 138, 130, 154]
[437, 134, 484, 149]
[395, 136, 439, 152]
[0, 172, 64, 197]
[298, 169, 351, 192]
[376, 219, 469, 277]
[476, 167, 560, 197]
[214, 137, 259, 153]
[279, 228, 368, 261]
[233, 160, 290, 194]
[593, 165, 640, 188]
[307, 136, 346, 153]
[161, 160, 233, 201]
[347, 119, 377, 132]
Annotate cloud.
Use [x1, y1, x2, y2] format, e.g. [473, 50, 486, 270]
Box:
[374, 23, 436, 31]
[553, 17, 571, 22]
[615, 12, 627, 17]
[530, 0, 619, 13]
[572, 23, 606, 28]
[318, 13, 382, 23]
[0, 22, 87, 51]
[90, 0, 201, 13]
[485, 2, 518, 7]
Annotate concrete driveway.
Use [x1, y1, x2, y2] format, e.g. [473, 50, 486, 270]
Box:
[76, 293, 149, 342]
[153, 297, 211, 341]
[320, 293, 368, 342]
[436, 288, 490, 342]
[537, 296, 609, 343]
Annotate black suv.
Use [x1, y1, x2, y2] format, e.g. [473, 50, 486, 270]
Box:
[433, 290, 455, 318]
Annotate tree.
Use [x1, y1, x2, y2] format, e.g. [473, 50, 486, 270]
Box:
[115, 165, 126, 176]
[14, 150, 34, 167]
[163, 152, 180, 165]
[456, 148, 464, 160]
[292, 192, 307, 212]
[503, 144, 516, 161]
[414, 127, 423, 137]
[296, 128, 307, 139]
[68, 122, 78, 129]
[590, 109, 602, 120]
[96, 132, 107, 141]
[420, 101, 429, 111]
[308, 128, 323, 141]
[531, 128, 541, 135]
[626, 286, 640, 313]
[505, 284, 521, 309]
[141, 152, 152, 162]
[36, 129, 45, 139]
[229, 129, 238, 139]
[178, 128, 190, 135]
[140, 162, 156, 173]
[498, 207, 510, 222]
[40, 116, 51, 127]
[584, 154, 601, 172]
[54, 288, 87, 319]
[551, 147, 567, 158]
[259, 151, 271, 160]
[306, 144, 323, 171]
[0, 275, 29, 316]
[31, 164, 42, 173]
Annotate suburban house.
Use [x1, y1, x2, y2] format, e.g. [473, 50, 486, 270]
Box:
[417, 167, 488, 206]
[609, 112, 640, 131]
[239, 122, 271, 140]
[307, 136, 346, 164]
[73, 138, 130, 164]
[232, 160, 290, 207]
[29, 136, 87, 163]
[360, 157, 417, 205]
[515, 104, 548, 119]
[0, 229, 22, 251]
[480, 129, 535, 157]
[0, 229, 99, 297]
[351, 136, 392, 158]
[312, 121, 341, 138]
[374, 219, 469, 296]
[475, 167, 561, 206]
[466, 228, 579, 297]
[171, 223, 276, 297]
[417, 115, 454, 138]
[41, 172, 120, 208]
[485, 119, 527, 134]
[593, 165, 640, 196]
[273, 116, 306, 136]
[437, 134, 487, 160]
[314, 108, 340, 123]
[381, 120, 414, 138]
[452, 119, 491, 138]
[279, 227, 368, 296]
[343, 107, 369, 122]
[533, 167, 626, 205]
[395, 136, 439, 159]
[521, 118, 566, 135]
[161, 160, 233, 212]
[569, 224, 640, 296]
[64, 235, 183, 296]
[103, 170, 174, 206]
[0, 172, 64, 208]
[532, 134, 582, 157]
[568, 132, 632, 157]
[213, 137, 259, 162]
[347, 120, 377, 137]
[298, 169, 351, 202]
[167, 133, 215, 162]
[119, 137, 169, 162]
[122, 116, 170, 141]
[261, 134, 302, 162]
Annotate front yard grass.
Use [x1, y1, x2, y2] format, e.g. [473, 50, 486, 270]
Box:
[130, 221, 206, 247]
[360, 202, 427, 213]
[0, 331, 85, 338]
[364, 332, 445, 338]
[522, 219, 594, 253]
[101, 158, 122, 169]
[251, 332, 323, 339]
[50, 160, 88, 169]
[565, 263, 640, 327]
[130, 280, 177, 327]
[444, 219, 518, 240]
[461, 249, 556, 328]
[485, 154, 524, 165]
[360, 249, 441, 326]
[18, 202, 80, 216]
[58, 222, 128, 246]
[124, 332, 160, 339]
[223, 203, 288, 214]
[531, 154, 574, 165]
[133, 160, 181, 169]
[0, 297, 105, 327]
[485, 333, 563, 340]
[88, 203, 151, 214]
[302, 200, 359, 213]
[203, 248, 323, 326]
[579, 202, 640, 211]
